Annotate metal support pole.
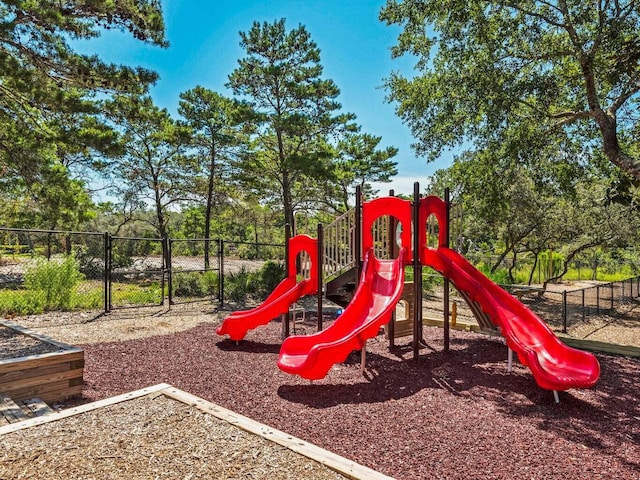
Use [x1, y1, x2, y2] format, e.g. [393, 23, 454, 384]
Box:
[354, 186, 362, 283]
[317, 223, 324, 332]
[219, 239, 225, 307]
[443, 187, 451, 352]
[388, 189, 396, 349]
[412, 182, 421, 360]
[103, 232, 111, 313]
[284, 224, 291, 338]
[167, 238, 173, 306]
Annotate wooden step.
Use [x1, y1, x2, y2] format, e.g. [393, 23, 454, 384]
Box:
[0, 394, 54, 425]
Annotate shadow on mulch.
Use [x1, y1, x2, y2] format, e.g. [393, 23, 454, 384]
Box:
[215, 339, 282, 354]
[277, 337, 532, 407]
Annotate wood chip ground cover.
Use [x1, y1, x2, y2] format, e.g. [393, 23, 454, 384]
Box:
[0, 393, 349, 480]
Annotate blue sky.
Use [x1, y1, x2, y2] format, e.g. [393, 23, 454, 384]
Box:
[76, 0, 452, 195]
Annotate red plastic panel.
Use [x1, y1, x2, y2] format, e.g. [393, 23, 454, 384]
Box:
[288, 234, 318, 286]
[362, 196, 412, 263]
[422, 247, 600, 391]
[419, 195, 447, 252]
[277, 248, 406, 379]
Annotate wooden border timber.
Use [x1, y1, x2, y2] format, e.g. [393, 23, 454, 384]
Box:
[0, 320, 84, 403]
[420, 318, 640, 357]
[0, 384, 395, 480]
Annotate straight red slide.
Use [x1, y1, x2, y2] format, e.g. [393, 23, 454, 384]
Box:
[422, 247, 600, 391]
[277, 248, 406, 380]
[216, 276, 315, 341]
[216, 234, 318, 342]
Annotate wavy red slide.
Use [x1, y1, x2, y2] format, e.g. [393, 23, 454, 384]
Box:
[423, 247, 600, 391]
[277, 249, 406, 380]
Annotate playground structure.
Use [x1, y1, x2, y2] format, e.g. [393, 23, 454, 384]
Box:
[217, 184, 600, 399]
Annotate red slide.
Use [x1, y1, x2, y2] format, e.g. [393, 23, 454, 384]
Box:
[216, 235, 318, 341]
[422, 247, 600, 391]
[277, 248, 406, 380]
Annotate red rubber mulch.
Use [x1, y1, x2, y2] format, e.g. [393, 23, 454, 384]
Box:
[77, 319, 639, 480]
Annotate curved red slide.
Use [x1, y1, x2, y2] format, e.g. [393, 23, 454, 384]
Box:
[277, 248, 406, 380]
[216, 235, 318, 342]
[423, 247, 600, 391]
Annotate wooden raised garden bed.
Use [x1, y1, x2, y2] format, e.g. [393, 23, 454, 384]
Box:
[0, 320, 84, 403]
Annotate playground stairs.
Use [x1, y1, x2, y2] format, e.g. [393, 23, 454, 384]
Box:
[0, 393, 55, 426]
[325, 266, 357, 307]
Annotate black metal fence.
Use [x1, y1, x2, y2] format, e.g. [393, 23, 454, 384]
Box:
[513, 277, 640, 332]
[0, 227, 285, 316]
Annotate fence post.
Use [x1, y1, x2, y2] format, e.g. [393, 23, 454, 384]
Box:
[581, 289, 585, 322]
[103, 232, 111, 313]
[610, 282, 614, 311]
[596, 285, 600, 314]
[219, 239, 224, 307]
[317, 223, 323, 332]
[562, 290, 567, 333]
[167, 238, 173, 306]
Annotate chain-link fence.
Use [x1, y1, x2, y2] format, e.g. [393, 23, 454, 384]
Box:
[0, 227, 286, 316]
[0, 228, 106, 315]
[109, 236, 165, 309]
[169, 238, 221, 305]
[509, 277, 640, 332]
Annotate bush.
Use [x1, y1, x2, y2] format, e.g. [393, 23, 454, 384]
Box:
[172, 271, 219, 298]
[224, 266, 252, 303]
[223, 261, 285, 304]
[257, 261, 285, 295]
[24, 255, 84, 310]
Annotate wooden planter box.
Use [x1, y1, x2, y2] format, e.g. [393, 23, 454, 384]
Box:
[0, 321, 84, 403]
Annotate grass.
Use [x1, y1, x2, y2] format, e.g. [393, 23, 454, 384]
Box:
[0, 281, 162, 315]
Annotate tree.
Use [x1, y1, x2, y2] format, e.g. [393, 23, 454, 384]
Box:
[178, 86, 252, 267]
[0, 0, 166, 183]
[105, 95, 195, 268]
[380, 0, 640, 183]
[332, 132, 398, 212]
[227, 19, 356, 234]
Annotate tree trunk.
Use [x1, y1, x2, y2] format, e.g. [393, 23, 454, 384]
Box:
[204, 141, 216, 270]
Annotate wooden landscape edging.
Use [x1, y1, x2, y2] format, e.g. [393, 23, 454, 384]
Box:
[0, 320, 84, 403]
[557, 334, 640, 357]
[0, 383, 396, 480]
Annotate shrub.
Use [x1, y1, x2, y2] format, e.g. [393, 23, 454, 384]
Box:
[257, 261, 285, 295]
[224, 267, 252, 304]
[172, 271, 219, 298]
[24, 255, 84, 310]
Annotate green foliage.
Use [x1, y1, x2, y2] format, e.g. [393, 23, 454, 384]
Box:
[0, 290, 46, 316]
[477, 263, 511, 286]
[110, 282, 163, 307]
[0, 0, 167, 226]
[224, 261, 286, 304]
[24, 256, 84, 310]
[172, 271, 219, 298]
[228, 18, 357, 232]
[258, 261, 286, 294]
[380, 0, 640, 181]
[224, 266, 252, 304]
[332, 132, 399, 211]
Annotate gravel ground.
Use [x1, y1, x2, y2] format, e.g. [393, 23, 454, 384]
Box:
[64, 317, 639, 480]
